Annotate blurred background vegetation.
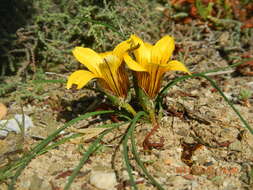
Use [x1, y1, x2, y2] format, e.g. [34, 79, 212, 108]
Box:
[0, 0, 252, 77]
[0, 0, 164, 77]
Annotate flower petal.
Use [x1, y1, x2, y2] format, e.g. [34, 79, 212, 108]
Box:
[124, 54, 147, 72]
[67, 70, 97, 89]
[113, 39, 132, 59]
[72, 47, 102, 75]
[97, 55, 122, 96]
[99, 51, 112, 59]
[130, 34, 151, 65]
[144, 42, 152, 49]
[166, 60, 191, 74]
[151, 35, 175, 64]
[102, 55, 121, 73]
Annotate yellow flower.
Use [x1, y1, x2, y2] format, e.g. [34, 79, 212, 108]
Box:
[124, 34, 190, 98]
[67, 40, 133, 98]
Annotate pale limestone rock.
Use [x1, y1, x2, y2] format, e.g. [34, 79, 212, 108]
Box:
[90, 167, 117, 190]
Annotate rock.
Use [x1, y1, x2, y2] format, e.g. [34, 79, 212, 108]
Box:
[121, 170, 129, 181]
[242, 131, 253, 148]
[0, 114, 34, 137]
[183, 136, 195, 144]
[229, 140, 242, 151]
[90, 166, 117, 190]
[0, 132, 24, 156]
[29, 174, 43, 190]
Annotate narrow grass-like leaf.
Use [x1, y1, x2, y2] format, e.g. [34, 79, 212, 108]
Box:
[64, 121, 128, 190]
[37, 133, 82, 155]
[32, 111, 113, 153]
[130, 127, 165, 190]
[156, 73, 253, 134]
[38, 122, 130, 155]
[0, 113, 113, 179]
[198, 74, 253, 134]
[6, 110, 114, 190]
[200, 61, 246, 75]
[122, 111, 146, 190]
[157, 60, 251, 102]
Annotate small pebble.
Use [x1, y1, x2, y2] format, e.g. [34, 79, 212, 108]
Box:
[90, 168, 117, 190]
[229, 140, 242, 151]
[0, 114, 34, 136]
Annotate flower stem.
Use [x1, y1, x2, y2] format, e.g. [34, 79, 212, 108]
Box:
[135, 87, 164, 149]
[105, 92, 137, 117]
[120, 102, 137, 116]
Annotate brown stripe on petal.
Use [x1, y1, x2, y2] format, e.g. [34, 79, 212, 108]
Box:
[135, 65, 165, 99]
[98, 59, 129, 98]
[97, 68, 117, 96]
[152, 66, 165, 98]
[136, 72, 150, 97]
[98, 78, 113, 93]
[150, 64, 159, 98]
[103, 58, 121, 97]
[153, 72, 164, 97]
[117, 64, 130, 97]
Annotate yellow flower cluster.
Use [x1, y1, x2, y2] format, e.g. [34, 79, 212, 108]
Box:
[67, 34, 190, 100]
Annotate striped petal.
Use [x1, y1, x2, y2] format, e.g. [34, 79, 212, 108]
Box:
[97, 55, 123, 96]
[101, 55, 121, 73]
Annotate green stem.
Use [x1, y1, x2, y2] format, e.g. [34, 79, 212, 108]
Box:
[121, 101, 137, 116]
[135, 86, 157, 124]
[106, 92, 137, 116]
[148, 107, 157, 125]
